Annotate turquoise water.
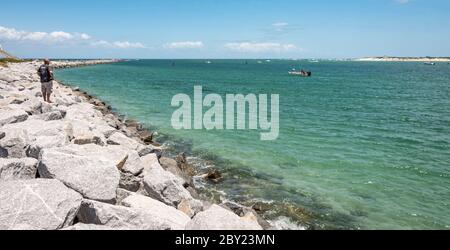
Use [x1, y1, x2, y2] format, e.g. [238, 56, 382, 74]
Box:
[56, 60, 450, 229]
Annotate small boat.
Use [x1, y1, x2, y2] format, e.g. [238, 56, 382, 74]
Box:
[206, 61, 212, 64]
[289, 71, 312, 77]
[424, 62, 436, 66]
[257, 61, 263, 64]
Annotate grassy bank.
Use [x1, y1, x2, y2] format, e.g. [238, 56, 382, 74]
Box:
[0, 58, 28, 67]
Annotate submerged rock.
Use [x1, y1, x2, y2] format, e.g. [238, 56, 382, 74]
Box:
[0, 179, 82, 230]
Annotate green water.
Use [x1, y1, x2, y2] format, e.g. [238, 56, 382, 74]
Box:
[56, 60, 450, 229]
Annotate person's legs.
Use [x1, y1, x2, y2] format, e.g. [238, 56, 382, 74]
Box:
[41, 84, 47, 102]
[46, 92, 52, 103]
[42, 81, 53, 103]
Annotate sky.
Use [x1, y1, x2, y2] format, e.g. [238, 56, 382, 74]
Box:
[1, 0, 449, 59]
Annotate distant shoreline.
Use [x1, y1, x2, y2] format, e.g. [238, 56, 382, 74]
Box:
[356, 57, 450, 62]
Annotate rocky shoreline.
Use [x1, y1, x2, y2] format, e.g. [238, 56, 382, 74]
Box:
[0, 60, 271, 230]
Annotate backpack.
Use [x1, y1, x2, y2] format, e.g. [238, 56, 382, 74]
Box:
[38, 65, 53, 83]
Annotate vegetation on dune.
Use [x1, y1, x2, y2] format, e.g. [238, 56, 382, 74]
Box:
[0, 58, 27, 67]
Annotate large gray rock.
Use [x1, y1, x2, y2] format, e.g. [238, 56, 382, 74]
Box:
[0, 179, 82, 230]
[78, 199, 188, 230]
[121, 194, 191, 229]
[142, 154, 203, 215]
[142, 154, 191, 206]
[186, 205, 263, 230]
[0, 108, 28, 127]
[68, 120, 106, 146]
[0, 158, 38, 180]
[107, 132, 145, 151]
[0, 128, 29, 158]
[121, 150, 144, 175]
[38, 145, 121, 203]
[19, 99, 43, 115]
[1, 119, 70, 159]
[41, 110, 66, 121]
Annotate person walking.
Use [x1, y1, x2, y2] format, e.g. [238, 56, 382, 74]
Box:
[37, 59, 54, 103]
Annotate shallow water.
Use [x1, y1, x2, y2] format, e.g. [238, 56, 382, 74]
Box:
[56, 59, 450, 229]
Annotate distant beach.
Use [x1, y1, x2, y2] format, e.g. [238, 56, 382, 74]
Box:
[357, 56, 450, 62]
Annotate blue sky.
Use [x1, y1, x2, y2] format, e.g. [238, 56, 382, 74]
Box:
[1, 0, 449, 59]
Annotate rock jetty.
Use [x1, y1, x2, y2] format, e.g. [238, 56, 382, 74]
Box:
[0, 60, 266, 230]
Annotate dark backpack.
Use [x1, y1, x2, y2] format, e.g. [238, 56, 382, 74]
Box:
[38, 65, 53, 83]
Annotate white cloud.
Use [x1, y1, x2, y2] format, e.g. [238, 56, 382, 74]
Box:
[395, 0, 410, 4]
[91, 40, 146, 49]
[49, 31, 74, 41]
[163, 41, 204, 49]
[80, 33, 91, 40]
[0, 25, 145, 49]
[22, 32, 47, 41]
[224, 42, 299, 53]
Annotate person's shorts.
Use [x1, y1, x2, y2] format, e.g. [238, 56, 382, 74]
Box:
[41, 81, 53, 94]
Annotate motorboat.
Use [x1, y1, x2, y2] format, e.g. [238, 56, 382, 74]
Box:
[289, 70, 312, 77]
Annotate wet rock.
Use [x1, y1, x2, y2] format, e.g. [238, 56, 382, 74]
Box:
[0, 158, 38, 180]
[0, 179, 82, 230]
[221, 201, 272, 230]
[176, 153, 197, 177]
[160, 157, 193, 187]
[138, 144, 162, 157]
[201, 169, 223, 183]
[185, 205, 262, 230]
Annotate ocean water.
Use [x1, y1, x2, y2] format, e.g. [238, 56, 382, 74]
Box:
[56, 60, 450, 229]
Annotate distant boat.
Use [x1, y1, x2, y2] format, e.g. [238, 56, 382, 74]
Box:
[424, 62, 436, 66]
[309, 60, 319, 63]
[289, 70, 312, 77]
[206, 61, 212, 64]
[257, 61, 263, 64]
[266, 60, 271, 62]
